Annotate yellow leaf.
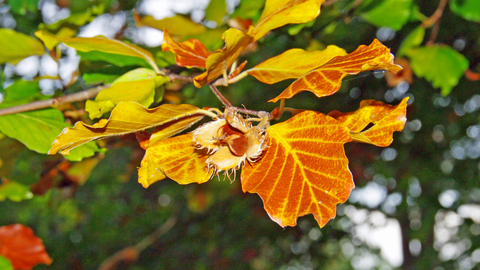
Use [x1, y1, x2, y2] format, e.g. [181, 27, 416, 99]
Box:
[0, 29, 45, 64]
[241, 111, 353, 227]
[329, 97, 409, 147]
[138, 133, 213, 187]
[247, 45, 347, 84]
[136, 14, 206, 36]
[248, 0, 324, 41]
[86, 68, 159, 119]
[193, 28, 253, 87]
[149, 115, 206, 146]
[49, 102, 207, 155]
[269, 39, 403, 102]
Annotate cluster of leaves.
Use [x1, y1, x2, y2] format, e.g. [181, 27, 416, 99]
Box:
[1, 0, 478, 268]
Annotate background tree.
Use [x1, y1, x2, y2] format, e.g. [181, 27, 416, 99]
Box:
[0, 0, 479, 269]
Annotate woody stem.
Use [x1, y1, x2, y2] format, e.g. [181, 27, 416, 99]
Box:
[209, 83, 232, 107]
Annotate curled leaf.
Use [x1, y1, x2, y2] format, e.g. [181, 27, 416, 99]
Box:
[329, 97, 409, 147]
[241, 111, 353, 227]
[248, 0, 324, 41]
[269, 39, 402, 102]
[193, 28, 253, 87]
[0, 224, 52, 270]
[248, 45, 347, 84]
[162, 29, 210, 69]
[138, 134, 212, 187]
[49, 102, 206, 155]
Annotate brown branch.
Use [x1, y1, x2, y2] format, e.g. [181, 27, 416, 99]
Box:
[0, 84, 110, 117]
[209, 83, 232, 107]
[98, 217, 176, 270]
[422, 0, 448, 29]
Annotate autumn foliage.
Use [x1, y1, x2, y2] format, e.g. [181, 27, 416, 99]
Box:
[45, 0, 408, 229]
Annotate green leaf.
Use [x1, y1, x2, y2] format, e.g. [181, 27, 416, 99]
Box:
[408, 45, 469, 95]
[358, 0, 415, 30]
[450, 0, 480, 22]
[8, 0, 37, 15]
[0, 108, 99, 161]
[205, 0, 227, 25]
[0, 255, 13, 270]
[45, 9, 94, 30]
[230, 0, 266, 21]
[86, 68, 163, 119]
[397, 26, 425, 57]
[0, 181, 34, 202]
[77, 51, 151, 68]
[83, 73, 120, 85]
[0, 29, 45, 64]
[0, 80, 43, 106]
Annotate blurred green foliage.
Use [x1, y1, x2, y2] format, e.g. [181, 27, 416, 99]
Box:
[0, 0, 480, 269]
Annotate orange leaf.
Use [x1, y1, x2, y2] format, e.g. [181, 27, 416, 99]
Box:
[193, 28, 253, 87]
[329, 97, 408, 147]
[49, 102, 207, 155]
[269, 39, 403, 102]
[228, 60, 248, 80]
[138, 133, 213, 187]
[241, 111, 353, 228]
[161, 29, 210, 69]
[0, 224, 52, 270]
[247, 46, 347, 84]
[248, 0, 324, 41]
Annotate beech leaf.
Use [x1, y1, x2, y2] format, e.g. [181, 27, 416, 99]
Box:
[0, 181, 34, 202]
[138, 133, 212, 188]
[35, 31, 160, 73]
[161, 29, 210, 69]
[269, 39, 402, 102]
[407, 45, 469, 96]
[328, 97, 409, 147]
[0, 224, 52, 270]
[136, 14, 206, 36]
[450, 0, 480, 22]
[86, 68, 163, 119]
[248, 0, 324, 41]
[0, 29, 45, 64]
[49, 102, 207, 155]
[241, 111, 353, 227]
[358, 0, 415, 30]
[247, 45, 347, 84]
[193, 28, 253, 87]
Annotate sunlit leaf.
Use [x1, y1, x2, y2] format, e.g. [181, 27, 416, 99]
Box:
[248, 0, 324, 41]
[161, 29, 210, 69]
[193, 28, 253, 87]
[136, 14, 206, 36]
[328, 97, 408, 147]
[0, 29, 45, 64]
[83, 73, 119, 85]
[358, 0, 415, 30]
[407, 45, 469, 95]
[35, 31, 161, 73]
[269, 39, 402, 102]
[241, 111, 353, 227]
[49, 102, 207, 155]
[247, 45, 346, 84]
[0, 181, 33, 202]
[205, 0, 227, 24]
[0, 108, 99, 161]
[450, 0, 480, 22]
[0, 224, 52, 270]
[397, 26, 425, 57]
[86, 68, 159, 119]
[149, 115, 206, 146]
[138, 133, 212, 188]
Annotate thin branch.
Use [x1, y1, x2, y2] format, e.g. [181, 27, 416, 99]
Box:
[98, 217, 176, 270]
[166, 73, 193, 82]
[422, 0, 448, 29]
[208, 83, 232, 107]
[0, 84, 110, 117]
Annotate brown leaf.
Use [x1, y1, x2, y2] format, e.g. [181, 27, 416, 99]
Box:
[241, 111, 353, 227]
[269, 39, 402, 102]
[0, 224, 52, 270]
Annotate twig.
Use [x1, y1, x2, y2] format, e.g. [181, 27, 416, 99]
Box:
[209, 83, 232, 107]
[0, 84, 110, 117]
[166, 73, 193, 82]
[98, 217, 176, 270]
[421, 0, 448, 45]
